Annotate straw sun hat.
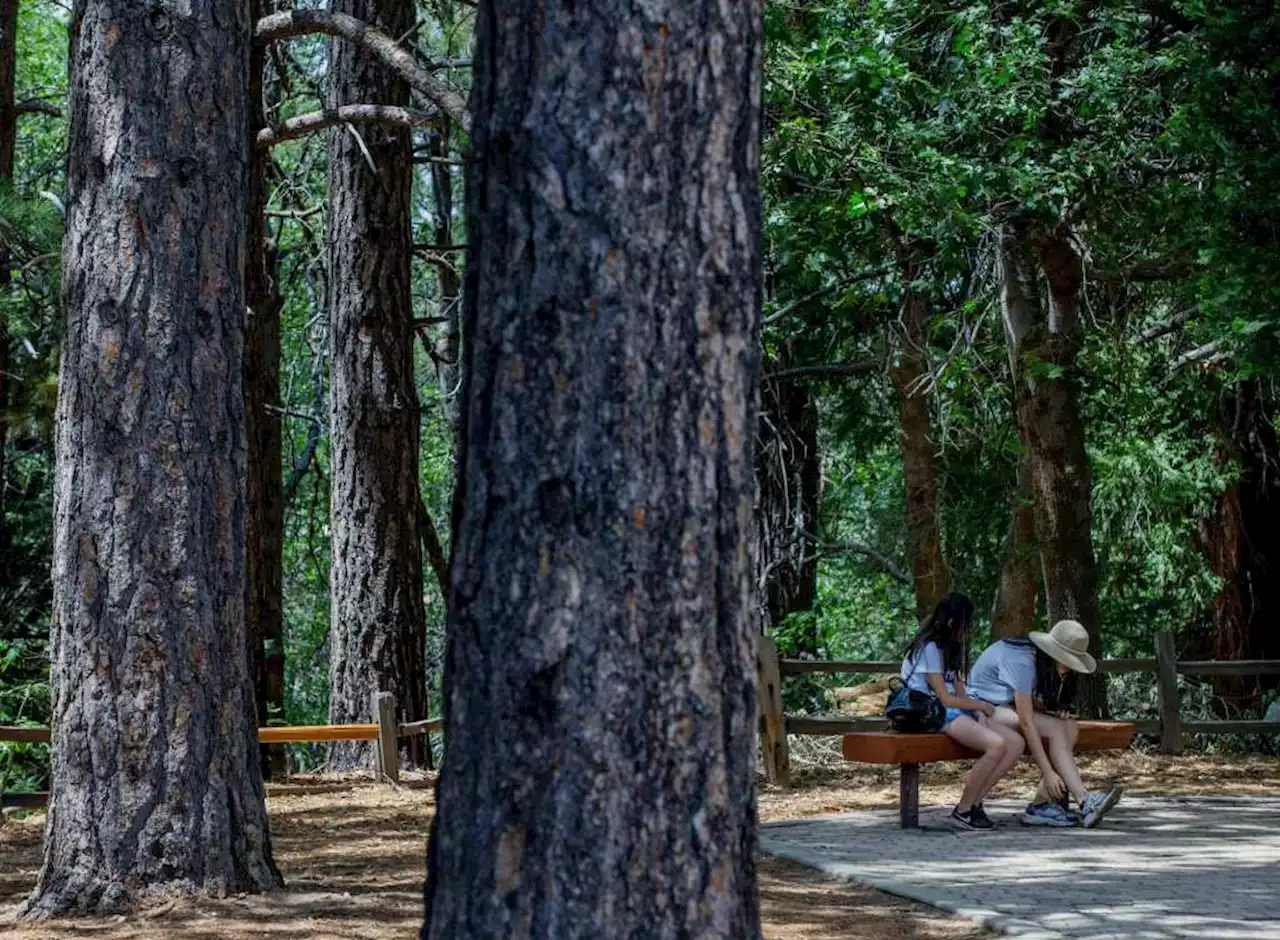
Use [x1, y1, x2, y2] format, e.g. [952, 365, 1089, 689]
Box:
[1028, 619, 1097, 674]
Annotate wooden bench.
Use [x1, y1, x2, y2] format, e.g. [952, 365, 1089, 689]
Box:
[842, 720, 1135, 829]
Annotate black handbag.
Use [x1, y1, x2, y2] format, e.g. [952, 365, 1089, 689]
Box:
[883, 659, 946, 733]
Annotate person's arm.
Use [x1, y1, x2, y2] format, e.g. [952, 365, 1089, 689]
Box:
[925, 674, 994, 715]
[1015, 689, 1065, 798]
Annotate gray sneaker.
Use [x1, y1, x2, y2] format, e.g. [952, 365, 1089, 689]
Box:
[1021, 800, 1077, 827]
[1080, 785, 1123, 829]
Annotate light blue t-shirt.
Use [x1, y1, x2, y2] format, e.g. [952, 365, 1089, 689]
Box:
[966, 639, 1036, 705]
[900, 641, 957, 695]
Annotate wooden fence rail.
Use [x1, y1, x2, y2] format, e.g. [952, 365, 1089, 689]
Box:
[0, 692, 444, 808]
[758, 631, 1280, 786]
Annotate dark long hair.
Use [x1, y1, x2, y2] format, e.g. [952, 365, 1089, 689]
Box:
[902, 593, 974, 677]
[1035, 647, 1077, 712]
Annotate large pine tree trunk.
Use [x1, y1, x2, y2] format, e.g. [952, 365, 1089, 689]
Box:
[326, 0, 428, 768]
[422, 3, 764, 936]
[245, 0, 287, 778]
[891, 283, 948, 620]
[24, 0, 281, 916]
[0, 0, 16, 594]
[757, 359, 821, 649]
[1027, 230, 1105, 715]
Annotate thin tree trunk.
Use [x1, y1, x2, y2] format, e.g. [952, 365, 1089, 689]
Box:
[245, 0, 287, 780]
[422, 3, 764, 937]
[757, 359, 821, 650]
[24, 0, 281, 915]
[326, 0, 428, 769]
[1027, 230, 1105, 716]
[891, 283, 948, 619]
[0, 0, 16, 595]
[429, 128, 461, 428]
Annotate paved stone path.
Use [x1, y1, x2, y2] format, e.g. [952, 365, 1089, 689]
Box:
[761, 796, 1280, 940]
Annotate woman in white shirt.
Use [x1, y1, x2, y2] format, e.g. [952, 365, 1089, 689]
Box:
[900, 593, 1026, 830]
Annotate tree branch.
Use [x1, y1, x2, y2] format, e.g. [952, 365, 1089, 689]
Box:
[255, 10, 470, 131]
[764, 361, 879, 383]
[283, 416, 323, 504]
[418, 497, 451, 606]
[1095, 249, 1198, 284]
[1170, 341, 1226, 372]
[762, 266, 894, 327]
[15, 100, 62, 118]
[818, 541, 912, 585]
[258, 104, 437, 148]
[1136, 307, 1200, 344]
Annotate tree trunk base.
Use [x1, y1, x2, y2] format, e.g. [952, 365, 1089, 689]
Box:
[21, 859, 281, 920]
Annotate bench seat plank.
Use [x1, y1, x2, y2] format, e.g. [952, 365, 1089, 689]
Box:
[842, 720, 1135, 765]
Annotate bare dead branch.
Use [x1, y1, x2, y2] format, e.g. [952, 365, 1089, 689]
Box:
[258, 104, 437, 148]
[255, 10, 470, 131]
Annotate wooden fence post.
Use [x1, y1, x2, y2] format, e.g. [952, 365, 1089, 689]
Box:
[373, 691, 400, 783]
[1154, 631, 1183, 756]
[757, 635, 791, 787]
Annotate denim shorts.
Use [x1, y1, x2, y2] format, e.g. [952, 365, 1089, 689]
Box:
[944, 707, 976, 725]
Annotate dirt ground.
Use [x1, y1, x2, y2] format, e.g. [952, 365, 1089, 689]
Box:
[3, 750, 1278, 940]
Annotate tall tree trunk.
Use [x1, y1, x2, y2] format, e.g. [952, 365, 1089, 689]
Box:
[245, 0, 287, 779]
[992, 237, 1042, 640]
[429, 128, 461, 428]
[422, 2, 764, 936]
[989, 449, 1039, 639]
[1025, 229, 1105, 715]
[757, 359, 821, 651]
[1203, 381, 1280, 705]
[24, 0, 281, 916]
[0, 0, 16, 597]
[326, 0, 428, 769]
[891, 282, 948, 620]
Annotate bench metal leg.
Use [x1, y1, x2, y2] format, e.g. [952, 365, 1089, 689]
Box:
[900, 763, 920, 829]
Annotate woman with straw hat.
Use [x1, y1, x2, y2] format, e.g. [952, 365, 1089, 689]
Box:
[967, 619, 1123, 828]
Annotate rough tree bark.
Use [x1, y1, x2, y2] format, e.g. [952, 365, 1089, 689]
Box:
[1007, 226, 1105, 715]
[0, 0, 16, 592]
[991, 236, 1042, 640]
[326, 0, 428, 769]
[757, 356, 821, 650]
[23, 0, 281, 916]
[891, 282, 949, 620]
[1202, 382, 1280, 704]
[989, 450, 1039, 640]
[421, 2, 764, 937]
[245, 0, 287, 779]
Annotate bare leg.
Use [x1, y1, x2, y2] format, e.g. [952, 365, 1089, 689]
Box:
[942, 716, 1008, 813]
[973, 721, 1025, 802]
[1029, 717, 1079, 802]
[995, 709, 1086, 804]
[1033, 713, 1086, 803]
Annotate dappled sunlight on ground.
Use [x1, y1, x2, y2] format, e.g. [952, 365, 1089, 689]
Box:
[3, 753, 1272, 939]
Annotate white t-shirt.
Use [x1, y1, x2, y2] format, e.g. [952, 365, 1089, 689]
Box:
[966, 639, 1037, 705]
[900, 641, 957, 695]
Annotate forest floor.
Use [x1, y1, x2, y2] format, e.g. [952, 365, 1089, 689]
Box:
[1, 749, 1277, 940]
